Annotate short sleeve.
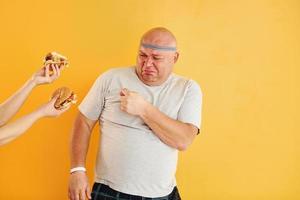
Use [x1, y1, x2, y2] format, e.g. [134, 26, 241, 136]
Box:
[78, 74, 108, 121]
[177, 80, 203, 132]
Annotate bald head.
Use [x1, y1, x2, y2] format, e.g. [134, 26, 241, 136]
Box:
[136, 27, 179, 86]
[140, 27, 177, 50]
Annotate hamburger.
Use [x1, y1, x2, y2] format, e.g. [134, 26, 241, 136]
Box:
[52, 87, 77, 110]
[44, 52, 69, 74]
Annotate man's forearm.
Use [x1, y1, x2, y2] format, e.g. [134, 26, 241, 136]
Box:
[70, 116, 93, 168]
[120, 89, 198, 151]
[140, 104, 197, 151]
[0, 109, 43, 146]
[0, 78, 37, 126]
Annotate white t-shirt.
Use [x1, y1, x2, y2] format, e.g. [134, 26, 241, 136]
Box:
[78, 66, 202, 198]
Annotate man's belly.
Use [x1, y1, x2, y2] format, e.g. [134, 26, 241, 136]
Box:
[95, 120, 178, 188]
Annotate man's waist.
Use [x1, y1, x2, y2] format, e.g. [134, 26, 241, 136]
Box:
[93, 179, 177, 198]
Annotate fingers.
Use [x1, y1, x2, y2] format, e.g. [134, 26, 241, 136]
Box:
[68, 189, 79, 200]
[120, 96, 127, 107]
[80, 190, 85, 200]
[68, 185, 91, 200]
[71, 189, 86, 200]
[34, 60, 64, 85]
[52, 64, 61, 77]
[86, 185, 92, 199]
[41, 63, 59, 83]
[120, 105, 126, 112]
[120, 97, 128, 112]
[120, 88, 138, 96]
[120, 88, 129, 96]
[68, 187, 80, 200]
[120, 96, 126, 101]
[51, 64, 58, 77]
[58, 103, 72, 114]
[44, 64, 50, 77]
[48, 64, 61, 82]
[120, 90, 130, 112]
[56, 64, 61, 77]
[75, 193, 80, 200]
[49, 93, 59, 103]
[50, 104, 71, 117]
[69, 182, 91, 200]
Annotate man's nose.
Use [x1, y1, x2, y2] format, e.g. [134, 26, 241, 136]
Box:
[144, 57, 154, 66]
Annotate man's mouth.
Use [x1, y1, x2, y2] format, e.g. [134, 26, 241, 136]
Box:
[143, 70, 156, 75]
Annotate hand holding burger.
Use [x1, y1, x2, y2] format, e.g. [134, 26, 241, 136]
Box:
[44, 51, 69, 72]
[51, 87, 77, 110]
[31, 51, 69, 86]
[36, 87, 77, 118]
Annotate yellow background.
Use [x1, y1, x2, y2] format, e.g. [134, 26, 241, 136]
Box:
[0, 0, 299, 199]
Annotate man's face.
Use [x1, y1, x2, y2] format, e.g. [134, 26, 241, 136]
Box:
[136, 45, 178, 86]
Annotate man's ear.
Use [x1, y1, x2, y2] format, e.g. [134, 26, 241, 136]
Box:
[174, 52, 179, 63]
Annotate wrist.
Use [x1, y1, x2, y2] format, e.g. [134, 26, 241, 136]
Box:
[29, 77, 38, 87]
[35, 105, 48, 118]
[31, 109, 45, 120]
[70, 166, 86, 174]
[140, 102, 151, 119]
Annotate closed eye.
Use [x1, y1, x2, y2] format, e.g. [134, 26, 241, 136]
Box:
[139, 53, 147, 57]
[153, 56, 164, 60]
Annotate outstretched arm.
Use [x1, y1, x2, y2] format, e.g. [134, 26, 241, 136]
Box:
[0, 64, 61, 126]
[0, 96, 70, 146]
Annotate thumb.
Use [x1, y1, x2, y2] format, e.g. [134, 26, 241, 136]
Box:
[120, 88, 129, 96]
[44, 63, 50, 77]
[49, 93, 59, 102]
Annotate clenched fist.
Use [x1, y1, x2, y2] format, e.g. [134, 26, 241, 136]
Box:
[119, 88, 150, 116]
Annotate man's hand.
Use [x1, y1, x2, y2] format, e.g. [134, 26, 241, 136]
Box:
[119, 88, 150, 116]
[68, 172, 91, 200]
[31, 64, 61, 86]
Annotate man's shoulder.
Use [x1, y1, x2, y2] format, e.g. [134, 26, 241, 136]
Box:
[171, 73, 199, 86]
[97, 66, 134, 79]
[104, 66, 134, 75]
[170, 73, 202, 94]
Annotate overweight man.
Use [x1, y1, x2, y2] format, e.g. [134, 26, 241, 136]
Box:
[68, 27, 202, 200]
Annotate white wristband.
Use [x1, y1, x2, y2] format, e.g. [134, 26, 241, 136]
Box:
[70, 167, 86, 174]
